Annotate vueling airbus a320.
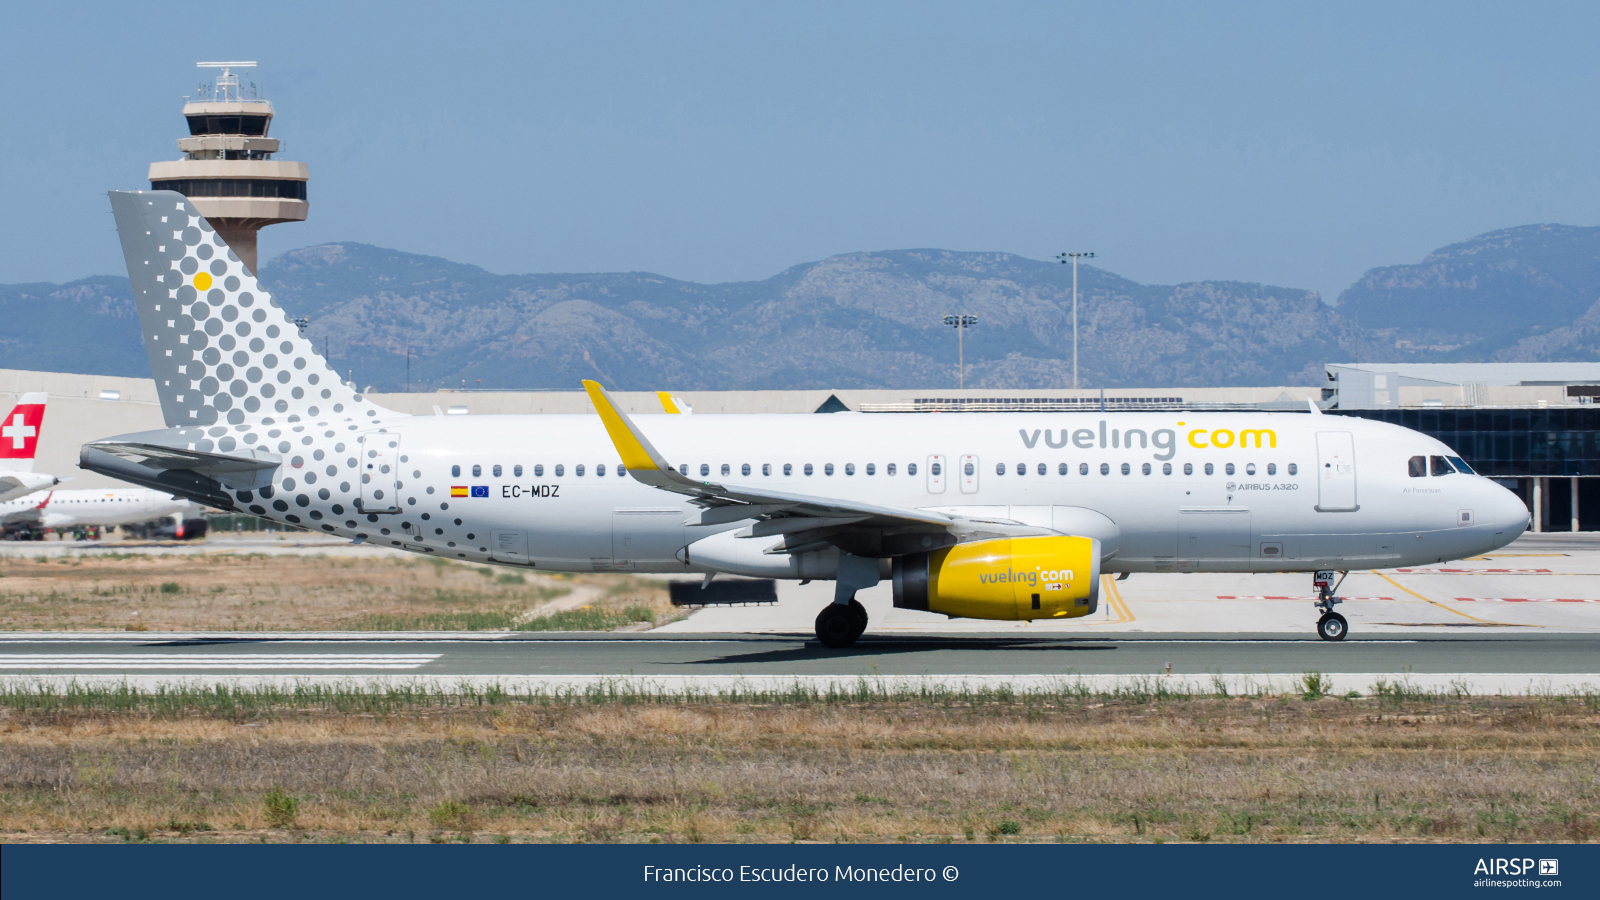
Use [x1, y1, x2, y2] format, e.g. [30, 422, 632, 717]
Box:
[85, 191, 1530, 645]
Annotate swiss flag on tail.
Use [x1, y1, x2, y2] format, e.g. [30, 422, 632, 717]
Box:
[0, 393, 47, 464]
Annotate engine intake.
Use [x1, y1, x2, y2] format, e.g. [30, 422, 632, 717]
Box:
[892, 535, 1101, 620]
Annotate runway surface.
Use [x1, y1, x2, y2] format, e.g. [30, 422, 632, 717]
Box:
[1, 533, 1596, 693]
[1, 632, 1595, 696]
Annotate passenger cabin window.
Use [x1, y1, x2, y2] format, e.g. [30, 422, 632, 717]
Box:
[1288, 463, 1298, 475]
[824, 463, 835, 475]
[1184, 463, 1193, 475]
[493, 465, 502, 477]
[472, 465, 482, 477]
[784, 464, 793, 476]
[804, 464, 814, 475]
[995, 462, 1005, 476]
[1408, 456, 1426, 477]
[866, 463, 875, 475]
[597, 464, 607, 476]
[887, 463, 897, 475]
[575, 465, 585, 476]
[1225, 463, 1235, 476]
[700, 464, 710, 477]
[534, 465, 543, 477]
[679, 464, 688, 476]
[1266, 463, 1275, 476]
[845, 463, 855, 475]
[1245, 463, 1255, 475]
[762, 464, 771, 476]
[1100, 463, 1110, 475]
[1204, 463, 1214, 475]
[1121, 463, 1131, 475]
[907, 463, 917, 475]
[1142, 463, 1151, 475]
[554, 465, 564, 477]
[452, 465, 460, 477]
[1163, 463, 1172, 475]
[1080, 463, 1089, 475]
[514, 465, 523, 477]
[1059, 463, 1069, 475]
[1037, 463, 1046, 476]
[742, 463, 751, 476]
[1430, 455, 1453, 476]
[721, 464, 730, 476]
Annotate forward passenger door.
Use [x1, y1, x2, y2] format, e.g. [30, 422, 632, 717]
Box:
[1315, 432, 1359, 512]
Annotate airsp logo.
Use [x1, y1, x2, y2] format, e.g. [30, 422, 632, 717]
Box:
[1473, 858, 1549, 876]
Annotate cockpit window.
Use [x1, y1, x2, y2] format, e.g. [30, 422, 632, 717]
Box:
[1430, 455, 1453, 476]
[1408, 456, 1426, 477]
[1447, 456, 1475, 475]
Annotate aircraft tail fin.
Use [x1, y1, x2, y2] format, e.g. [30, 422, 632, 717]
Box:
[0, 392, 47, 472]
[657, 391, 693, 414]
[106, 190, 400, 431]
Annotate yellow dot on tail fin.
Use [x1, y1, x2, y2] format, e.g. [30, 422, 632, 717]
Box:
[193, 272, 212, 291]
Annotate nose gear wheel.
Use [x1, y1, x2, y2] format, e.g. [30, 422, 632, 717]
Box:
[1317, 612, 1348, 642]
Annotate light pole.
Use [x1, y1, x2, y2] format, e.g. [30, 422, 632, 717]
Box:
[942, 314, 978, 389]
[1057, 251, 1095, 389]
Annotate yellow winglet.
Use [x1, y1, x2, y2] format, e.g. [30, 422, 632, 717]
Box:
[657, 391, 682, 414]
[583, 380, 667, 473]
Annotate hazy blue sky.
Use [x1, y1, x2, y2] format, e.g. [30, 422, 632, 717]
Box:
[2, 1, 1595, 302]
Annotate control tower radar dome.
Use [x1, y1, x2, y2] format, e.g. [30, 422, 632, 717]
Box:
[148, 62, 308, 274]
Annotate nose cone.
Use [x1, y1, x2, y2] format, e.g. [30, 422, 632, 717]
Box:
[1488, 481, 1531, 549]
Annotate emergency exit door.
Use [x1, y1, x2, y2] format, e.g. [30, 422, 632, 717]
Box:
[1315, 431, 1358, 512]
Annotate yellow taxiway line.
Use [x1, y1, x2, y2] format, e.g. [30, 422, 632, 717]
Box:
[1099, 574, 1136, 625]
[1368, 569, 1526, 627]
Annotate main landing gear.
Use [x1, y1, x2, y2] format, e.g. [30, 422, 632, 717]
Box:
[1313, 570, 1348, 642]
[815, 597, 869, 648]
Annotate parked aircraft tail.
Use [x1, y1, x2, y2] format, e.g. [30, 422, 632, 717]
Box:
[0, 393, 47, 472]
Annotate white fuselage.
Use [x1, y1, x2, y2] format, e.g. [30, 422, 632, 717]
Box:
[0, 488, 199, 530]
[228, 409, 1529, 574]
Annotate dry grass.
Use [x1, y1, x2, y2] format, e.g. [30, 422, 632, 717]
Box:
[0, 692, 1595, 844]
[0, 553, 679, 632]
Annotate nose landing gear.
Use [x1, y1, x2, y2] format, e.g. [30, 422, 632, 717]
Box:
[815, 597, 869, 648]
[1313, 570, 1348, 642]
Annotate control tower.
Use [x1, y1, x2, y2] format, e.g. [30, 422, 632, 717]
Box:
[148, 62, 308, 274]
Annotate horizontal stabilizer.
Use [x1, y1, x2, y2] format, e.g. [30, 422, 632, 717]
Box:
[88, 439, 280, 474]
[84, 429, 281, 494]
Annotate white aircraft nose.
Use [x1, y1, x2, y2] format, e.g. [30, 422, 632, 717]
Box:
[1488, 480, 1531, 543]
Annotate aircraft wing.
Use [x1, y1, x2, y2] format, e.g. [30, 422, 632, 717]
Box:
[0, 490, 49, 526]
[583, 381, 1044, 556]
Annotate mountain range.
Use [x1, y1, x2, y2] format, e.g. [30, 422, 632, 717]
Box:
[4, 224, 1596, 391]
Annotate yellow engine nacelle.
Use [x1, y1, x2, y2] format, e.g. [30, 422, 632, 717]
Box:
[891, 535, 1101, 620]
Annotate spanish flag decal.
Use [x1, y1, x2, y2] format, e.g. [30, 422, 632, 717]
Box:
[450, 486, 469, 497]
